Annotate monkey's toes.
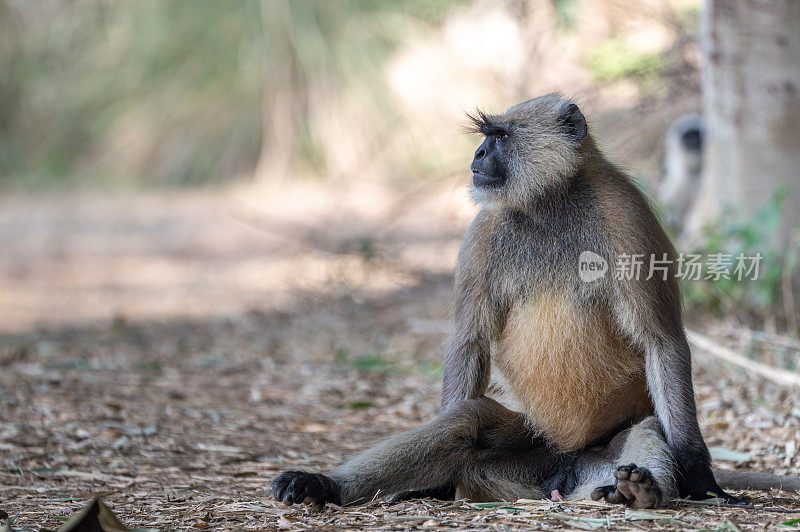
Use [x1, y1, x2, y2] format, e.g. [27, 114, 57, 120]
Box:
[591, 484, 626, 505]
[614, 465, 660, 509]
[593, 465, 661, 509]
[271, 471, 341, 510]
[614, 464, 653, 486]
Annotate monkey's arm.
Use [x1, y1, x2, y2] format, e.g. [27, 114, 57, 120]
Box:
[440, 212, 500, 411]
[441, 331, 491, 410]
[612, 271, 728, 501]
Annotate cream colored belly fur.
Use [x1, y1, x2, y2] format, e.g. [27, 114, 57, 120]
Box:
[491, 292, 653, 451]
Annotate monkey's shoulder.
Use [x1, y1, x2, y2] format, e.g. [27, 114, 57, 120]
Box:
[589, 170, 677, 258]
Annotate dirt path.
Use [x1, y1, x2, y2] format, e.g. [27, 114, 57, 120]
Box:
[1, 184, 799, 529]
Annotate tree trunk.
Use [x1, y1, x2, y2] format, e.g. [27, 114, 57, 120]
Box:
[686, 0, 800, 247]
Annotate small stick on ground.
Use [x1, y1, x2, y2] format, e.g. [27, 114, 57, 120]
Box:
[688, 329, 800, 389]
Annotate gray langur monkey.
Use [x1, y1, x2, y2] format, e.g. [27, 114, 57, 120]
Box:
[272, 94, 800, 510]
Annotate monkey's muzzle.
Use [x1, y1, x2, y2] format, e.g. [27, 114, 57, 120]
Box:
[472, 170, 503, 189]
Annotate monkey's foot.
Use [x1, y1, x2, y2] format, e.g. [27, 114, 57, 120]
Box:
[591, 464, 662, 509]
[271, 471, 341, 511]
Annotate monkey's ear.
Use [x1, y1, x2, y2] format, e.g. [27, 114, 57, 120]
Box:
[558, 102, 587, 142]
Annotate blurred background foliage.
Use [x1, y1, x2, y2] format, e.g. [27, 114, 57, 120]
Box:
[0, 0, 699, 190]
[1, 0, 798, 332]
[1, 1, 260, 187]
[0, 0, 457, 188]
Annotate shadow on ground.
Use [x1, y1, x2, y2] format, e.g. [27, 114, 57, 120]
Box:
[1, 187, 799, 529]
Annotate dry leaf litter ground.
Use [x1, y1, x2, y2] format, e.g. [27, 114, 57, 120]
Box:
[1, 182, 799, 530]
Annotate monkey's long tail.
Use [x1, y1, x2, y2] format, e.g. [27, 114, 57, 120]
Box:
[715, 470, 800, 492]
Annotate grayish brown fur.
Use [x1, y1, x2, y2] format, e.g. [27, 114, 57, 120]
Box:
[451, 93, 722, 500]
[272, 94, 798, 511]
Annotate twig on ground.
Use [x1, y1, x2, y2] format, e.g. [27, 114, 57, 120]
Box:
[687, 329, 800, 388]
[670, 498, 753, 509]
[717, 328, 800, 352]
[385, 515, 443, 522]
[670, 498, 800, 513]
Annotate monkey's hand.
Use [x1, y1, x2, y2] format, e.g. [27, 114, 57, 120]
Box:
[272, 471, 342, 511]
[590, 464, 663, 509]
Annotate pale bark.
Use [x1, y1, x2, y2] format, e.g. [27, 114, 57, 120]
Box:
[686, 0, 800, 247]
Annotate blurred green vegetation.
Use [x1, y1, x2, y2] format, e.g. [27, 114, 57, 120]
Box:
[1, 1, 260, 188]
[0, 0, 457, 189]
[584, 39, 668, 84]
[334, 345, 407, 375]
[0, 0, 702, 190]
[552, 0, 581, 29]
[684, 188, 796, 326]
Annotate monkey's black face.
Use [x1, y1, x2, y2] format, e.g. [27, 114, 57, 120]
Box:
[471, 134, 509, 189]
[467, 97, 588, 209]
